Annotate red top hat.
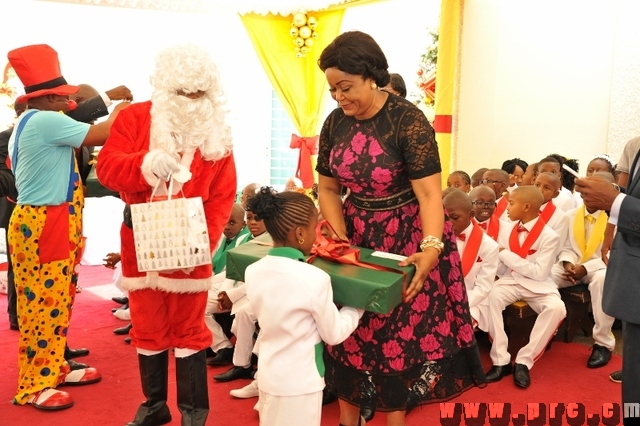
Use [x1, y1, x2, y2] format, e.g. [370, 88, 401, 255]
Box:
[8, 44, 79, 104]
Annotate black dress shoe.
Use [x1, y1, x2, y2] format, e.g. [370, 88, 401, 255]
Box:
[485, 364, 512, 382]
[206, 347, 234, 366]
[360, 407, 375, 422]
[213, 366, 253, 382]
[67, 359, 90, 370]
[112, 302, 129, 313]
[64, 346, 90, 359]
[587, 344, 612, 368]
[114, 323, 133, 335]
[111, 296, 129, 305]
[513, 363, 530, 388]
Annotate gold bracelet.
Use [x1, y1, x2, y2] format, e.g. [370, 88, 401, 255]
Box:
[419, 235, 443, 254]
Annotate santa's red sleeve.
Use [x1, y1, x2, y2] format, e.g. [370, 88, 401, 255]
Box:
[202, 153, 237, 253]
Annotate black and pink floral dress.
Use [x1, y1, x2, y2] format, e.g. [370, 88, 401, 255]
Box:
[317, 95, 486, 412]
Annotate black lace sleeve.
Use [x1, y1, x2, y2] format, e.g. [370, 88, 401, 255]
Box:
[397, 107, 441, 180]
[316, 110, 336, 177]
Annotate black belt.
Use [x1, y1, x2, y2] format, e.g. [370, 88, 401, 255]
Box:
[123, 204, 132, 229]
[348, 187, 417, 211]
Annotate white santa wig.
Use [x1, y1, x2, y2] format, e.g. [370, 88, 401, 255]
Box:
[149, 43, 232, 161]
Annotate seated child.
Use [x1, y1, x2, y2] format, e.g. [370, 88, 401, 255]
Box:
[244, 187, 363, 426]
[446, 170, 471, 193]
[443, 189, 499, 331]
[469, 185, 502, 242]
[205, 203, 250, 365]
[537, 156, 575, 211]
[240, 182, 261, 210]
[482, 168, 511, 221]
[534, 172, 569, 248]
[520, 162, 538, 186]
[485, 186, 566, 389]
[213, 206, 269, 377]
[501, 158, 528, 192]
[551, 171, 615, 369]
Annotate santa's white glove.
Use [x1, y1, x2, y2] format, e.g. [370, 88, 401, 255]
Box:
[151, 153, 180, 181]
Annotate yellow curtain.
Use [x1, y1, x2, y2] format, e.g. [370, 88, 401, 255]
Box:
[434, 0, 463, 185]
[241, 11, 345, 187]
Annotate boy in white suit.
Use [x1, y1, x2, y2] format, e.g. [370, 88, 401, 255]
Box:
[551, 173, 615, 369]
[443, 190, 499, 331]
[485, 186, 567, 389]
[534, 172, 569, 248]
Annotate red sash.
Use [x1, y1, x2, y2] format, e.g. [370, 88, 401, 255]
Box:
[509, 220, 545, 258]
[538, 200, 556, 225]
[473, 216, 500, 242]
[460, 224, 483, 277]
[494, 197, 508, 219]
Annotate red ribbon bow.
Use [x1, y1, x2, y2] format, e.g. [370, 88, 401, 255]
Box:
[478, 222, 487, 230]
[458, 233, 466, 241]
[517, 225, 528, 233]
[289, 134, 318, 189]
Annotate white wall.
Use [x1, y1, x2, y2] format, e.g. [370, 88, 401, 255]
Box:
[455, 0, 636, 176]
[0, 0, 439, 189]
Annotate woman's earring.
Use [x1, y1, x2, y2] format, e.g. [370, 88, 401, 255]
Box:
[371, 82, 377, 90]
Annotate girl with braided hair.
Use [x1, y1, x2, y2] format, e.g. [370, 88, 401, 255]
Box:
[245, 187, 364, 426]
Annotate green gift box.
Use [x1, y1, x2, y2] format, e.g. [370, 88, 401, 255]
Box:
[226, 234, 415, 314]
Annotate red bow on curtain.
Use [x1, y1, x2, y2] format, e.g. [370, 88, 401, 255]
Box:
[289, 134, 318, 189]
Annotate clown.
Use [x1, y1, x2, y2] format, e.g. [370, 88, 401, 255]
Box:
[96, 44, 236, 426]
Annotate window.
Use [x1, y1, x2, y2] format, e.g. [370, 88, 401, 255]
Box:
[269, 91, 298, 187]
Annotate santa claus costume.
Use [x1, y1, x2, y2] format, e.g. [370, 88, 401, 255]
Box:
[96, 44, 236, 426]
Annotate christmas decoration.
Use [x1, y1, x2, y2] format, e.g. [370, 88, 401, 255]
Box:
[290, 13, 318, 58]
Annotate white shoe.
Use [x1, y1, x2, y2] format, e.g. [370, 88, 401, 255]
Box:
[229, 380, 258, 399]
[113, 308, 131, 321]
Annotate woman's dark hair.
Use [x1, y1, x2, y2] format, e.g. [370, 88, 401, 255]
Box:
[246, 186, 316, 243]
[318, 31, 390, 88]
[501, 158, 529, 175]
[450, 170, 471, 186]
[388, 73, 407, 98]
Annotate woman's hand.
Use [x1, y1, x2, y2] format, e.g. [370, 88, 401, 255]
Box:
[399, 249, 440, 303]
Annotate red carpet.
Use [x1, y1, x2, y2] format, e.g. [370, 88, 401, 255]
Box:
[0, 266, 623, 425]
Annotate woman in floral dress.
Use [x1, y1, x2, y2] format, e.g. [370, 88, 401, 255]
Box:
[316, 31, 486, 426]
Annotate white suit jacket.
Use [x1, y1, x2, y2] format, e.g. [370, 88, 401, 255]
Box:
[539, 200, 569, 249]
[555, 189, 576, 212]
[456, 223, 500, 308]
[246, 254, 360, 396]
[557, 207, 607, 274]
[497, 217, 560, 295]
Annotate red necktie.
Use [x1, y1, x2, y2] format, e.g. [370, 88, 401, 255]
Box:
[517, 225, 528, 233]
[458, 233, 466, 241]
[478, 222, 487, 230]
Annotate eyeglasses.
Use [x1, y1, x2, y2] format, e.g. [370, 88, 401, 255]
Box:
[471, 201, 496, 209]
[480, 179, 505, 186]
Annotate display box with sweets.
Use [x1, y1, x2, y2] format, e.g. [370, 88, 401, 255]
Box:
[226, 234, 415, 314]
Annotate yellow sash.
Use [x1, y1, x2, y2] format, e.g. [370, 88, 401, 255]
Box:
[572, 205, 608, 263]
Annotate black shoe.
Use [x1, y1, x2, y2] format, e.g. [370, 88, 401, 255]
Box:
[360, 407, 375, 422]
[64, 346, 90, 359]
[587, 344, 612, 368]
[112, 303, 129, 313]
[67, 359, 90, 370]
[112, 296, 129, 305]
[213, 366, 253, 382]
[206, 347, 233, 366]
[124, 337, 132, 344]
[114, 323, 133, 335]
[485, 364, 512, 382]
[513, 363, 530, 388]
[609, 370, 622, 383]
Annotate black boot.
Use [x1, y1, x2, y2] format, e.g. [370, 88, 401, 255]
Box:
[126, 351, 172, 426]
[176, 350, 209, 426]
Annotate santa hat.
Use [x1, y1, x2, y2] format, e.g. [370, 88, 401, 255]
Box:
[8, 44, 79, 103]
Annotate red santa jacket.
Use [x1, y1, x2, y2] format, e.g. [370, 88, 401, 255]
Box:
[96, 101, 237, 293]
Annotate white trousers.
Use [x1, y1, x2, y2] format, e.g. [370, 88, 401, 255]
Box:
[257, 390, 322, 426]
[470, 300, 490, 332]
[487, 281, 566, 368]
[204, 287, 232, 352]
[231, 302, 257, 368]
[551, 265, 615, 350]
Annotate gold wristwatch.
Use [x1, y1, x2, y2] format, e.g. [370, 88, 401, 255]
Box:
[419, 235, 444, 254]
